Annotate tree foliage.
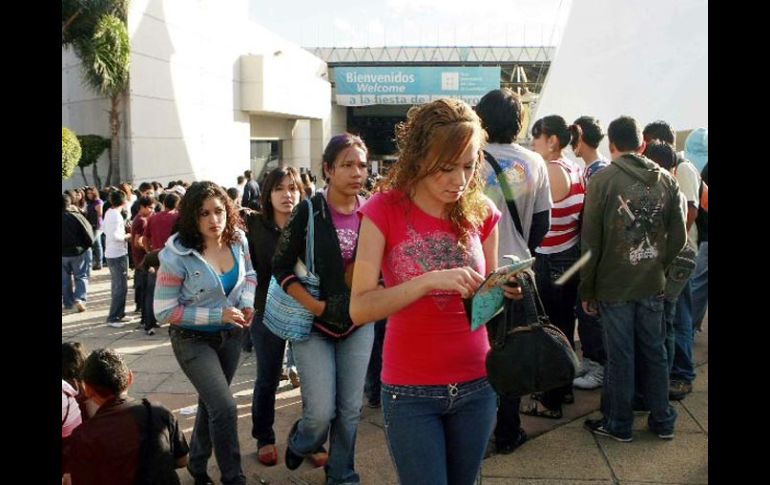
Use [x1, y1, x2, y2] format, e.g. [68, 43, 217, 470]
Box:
[77, 134, 110, 168]
[62, 127, 82, 180]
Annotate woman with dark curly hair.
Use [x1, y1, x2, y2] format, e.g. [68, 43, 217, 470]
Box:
[350, 98, 522, 485]
[154, 181, 256, 485]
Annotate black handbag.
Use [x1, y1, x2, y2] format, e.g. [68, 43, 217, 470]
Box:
[486, 270, 580, 398]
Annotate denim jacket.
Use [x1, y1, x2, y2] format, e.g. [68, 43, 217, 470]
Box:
[154, 229, 257, 332]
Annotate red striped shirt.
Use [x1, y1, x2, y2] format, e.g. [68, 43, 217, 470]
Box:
[537, 158, 585, 254]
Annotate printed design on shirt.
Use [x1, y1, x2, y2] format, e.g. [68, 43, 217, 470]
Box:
[336, 228, 358, 261]
[485, 158, 530, 189]
[615, 183, 665, 265]
[387, 226, 483, 310]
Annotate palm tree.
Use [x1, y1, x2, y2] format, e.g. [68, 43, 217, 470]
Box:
[63, 1, 130, 186]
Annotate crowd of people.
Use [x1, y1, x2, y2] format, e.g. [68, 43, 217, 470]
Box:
[62, 89, 708, 484]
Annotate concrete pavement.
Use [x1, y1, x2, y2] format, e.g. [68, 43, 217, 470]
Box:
[62, 267, 708, 484]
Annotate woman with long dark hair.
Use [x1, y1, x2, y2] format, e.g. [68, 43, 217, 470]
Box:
[272, 134, 374, 484]
[155, 181, 256, 485]
[245, 167, 304, 466]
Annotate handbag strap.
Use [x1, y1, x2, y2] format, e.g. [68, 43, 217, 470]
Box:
[493, 271, 538, 348]
[305, 198, 315, 274]
[484, 150, 525, 237]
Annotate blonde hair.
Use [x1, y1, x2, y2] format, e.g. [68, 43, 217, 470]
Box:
[381, 98, 488, 246]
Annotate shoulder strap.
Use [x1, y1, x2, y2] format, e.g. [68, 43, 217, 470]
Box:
[136, 398, 155, 485]
[484, 150, 524, 237]
[305, 198, 316, 273]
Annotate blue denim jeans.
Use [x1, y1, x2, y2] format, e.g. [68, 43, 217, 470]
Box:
[599, 295, 677, 437]
[91, 229, 103, 268]
[364, 319, 387, 405]
[381, 378, 497, 485]
[690, 241, 708, 329]
[62, 249, 91, 308]
[671, 279, 696, 383]
[170, 326, 246, 485]
[106, 255, 128, 322]
[290, 325, 374, 485]
[576, 293, 606, 365]
[250, 313, 287, 447]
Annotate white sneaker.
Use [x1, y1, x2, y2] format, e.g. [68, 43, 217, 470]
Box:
[573, 363, 604, 390]
[107, 321, 127, 328]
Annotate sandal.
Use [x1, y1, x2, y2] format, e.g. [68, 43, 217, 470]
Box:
[520, 399, 563, 419]
[257, 444, 278, 466]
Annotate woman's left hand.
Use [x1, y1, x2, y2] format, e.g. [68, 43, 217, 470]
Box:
[502, 275, 524, 300]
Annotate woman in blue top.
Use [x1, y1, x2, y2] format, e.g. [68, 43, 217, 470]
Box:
[155, 181, 256, 485]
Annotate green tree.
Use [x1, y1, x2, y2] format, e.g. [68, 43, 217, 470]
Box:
[63, 1, 130, 186]
[63, 127, 82, 180]
[62, 0, 128, 46]
[77, 134, 110, 187]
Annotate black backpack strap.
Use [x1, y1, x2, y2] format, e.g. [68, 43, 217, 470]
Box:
[136, 398, 155, 485]
[484, 150, 525, 237]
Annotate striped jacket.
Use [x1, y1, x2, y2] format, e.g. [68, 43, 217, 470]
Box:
[154, 229, 256, 332]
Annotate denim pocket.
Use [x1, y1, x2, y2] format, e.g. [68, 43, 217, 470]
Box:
[382, 390, 400, 427]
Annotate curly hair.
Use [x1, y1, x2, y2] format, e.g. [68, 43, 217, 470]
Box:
[381, 98, 488, 246]
[176, 181, 240, 253]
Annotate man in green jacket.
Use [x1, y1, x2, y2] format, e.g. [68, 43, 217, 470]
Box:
[579, 116, 686, 442]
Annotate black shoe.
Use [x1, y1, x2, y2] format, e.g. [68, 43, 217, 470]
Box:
[496, 429, 528, 455]
[187, 465, 214, 485]
[584, 418, 632, 442]
[366, 399, 381, 409]
[285, 420, 304, 470]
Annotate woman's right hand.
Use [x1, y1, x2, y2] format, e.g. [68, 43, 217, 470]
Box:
[423, 267, 485, 299]
[223, 307, 246, 327]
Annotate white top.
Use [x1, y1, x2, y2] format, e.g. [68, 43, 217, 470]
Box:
[674, 158, 701, 248]
[482, 143, 553, 261]
[103, 207, 128, 258]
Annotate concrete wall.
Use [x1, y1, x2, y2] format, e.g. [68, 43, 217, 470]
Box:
[63, 0, 332, 190]
[61, 48, 127, 190]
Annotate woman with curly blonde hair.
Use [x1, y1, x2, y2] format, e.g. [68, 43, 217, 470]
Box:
[351, 98, 522, 485]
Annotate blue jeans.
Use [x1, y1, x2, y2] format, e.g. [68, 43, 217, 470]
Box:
[599, 295, 677, 437]
[364, 319, 387, 405]
[670, 279, 696, 383]
[690, 241, 708, 329]
[290, 325, 374, 485]
[106, 255, 128, 322]
[62, 249, 91, 307]
[576, 293, 606, 365]
[91, 229, 103, 268]
[250, 313, 287, 447]
[170, 326, 246, 485]
[381, 378, 497, 485]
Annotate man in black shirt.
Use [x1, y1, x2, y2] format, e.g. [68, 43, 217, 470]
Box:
[63, 193, 95, 312]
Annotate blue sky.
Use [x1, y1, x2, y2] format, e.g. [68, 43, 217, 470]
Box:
[249, 0, 572, 47]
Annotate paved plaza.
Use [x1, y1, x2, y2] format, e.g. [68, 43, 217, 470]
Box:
[62, 268, 708, 484]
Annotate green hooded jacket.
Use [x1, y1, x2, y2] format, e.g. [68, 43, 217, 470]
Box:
[579, 153, 686, 302]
